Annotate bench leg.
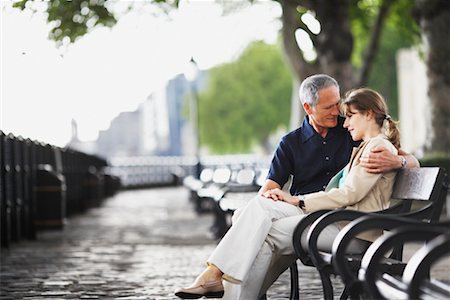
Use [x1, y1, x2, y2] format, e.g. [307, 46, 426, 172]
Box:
[211, 200, 229, 239]
[289, 262, 299, 300]
[318, 269, 334, 300]
[339, 285, 349, 300]
[348, 282, 364, 300]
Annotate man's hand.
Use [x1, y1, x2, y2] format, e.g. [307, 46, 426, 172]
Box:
[359, 146, 402, 174]
[262, 188, 298, 206]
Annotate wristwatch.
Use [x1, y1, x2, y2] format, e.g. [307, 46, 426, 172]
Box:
[297, 195, 305, 209]
[400, 156, 407, 169]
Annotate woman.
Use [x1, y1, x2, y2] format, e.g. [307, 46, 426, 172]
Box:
[175, 88, 401, 299]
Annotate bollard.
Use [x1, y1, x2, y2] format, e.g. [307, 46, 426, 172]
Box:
[34, 164, 66, 229]
[13, 136, 26, 239]
[23, 139, 37, 239]
[5, 134, 21, 242]
[66, 150, 85, 214]
[82, 168, 102, 208]
[61, 148, 78, 216]
[1, 131, 11, 248]
[103, 173, 121, 197]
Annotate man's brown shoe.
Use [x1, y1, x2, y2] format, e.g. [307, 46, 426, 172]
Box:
[174, 279, 224, 299]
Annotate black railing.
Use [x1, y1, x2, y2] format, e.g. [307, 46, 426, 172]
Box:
[0, 131, 121, 248]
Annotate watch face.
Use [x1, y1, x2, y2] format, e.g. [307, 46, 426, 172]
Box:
[401, 157, 407, 169]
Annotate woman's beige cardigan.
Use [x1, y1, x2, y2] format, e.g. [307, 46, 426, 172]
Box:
[302, 134, 398, 241]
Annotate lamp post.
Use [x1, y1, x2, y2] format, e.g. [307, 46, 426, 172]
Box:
[184, 57, 201, 178]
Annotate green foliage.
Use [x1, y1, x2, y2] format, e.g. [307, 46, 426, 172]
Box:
[419, 152, 450, 175]
[13, 0, 117, 45]
[12, 0, 179, 46]
[351, 0, 421, 119]
[198, 41, 292, 154]
[350, 0, 420, 68]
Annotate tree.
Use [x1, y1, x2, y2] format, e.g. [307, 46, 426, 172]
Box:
[277, 0, 419, 126]
[198, 41, 292, 154]
[413, 0, 450, 153]
[356, 1, 420, 119]
[13, 0, 432, 149]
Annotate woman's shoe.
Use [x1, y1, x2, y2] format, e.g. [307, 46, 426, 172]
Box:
[174, 279, 224, 299]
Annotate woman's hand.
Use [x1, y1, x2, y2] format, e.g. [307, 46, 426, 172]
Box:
[262, 188, 298, 206]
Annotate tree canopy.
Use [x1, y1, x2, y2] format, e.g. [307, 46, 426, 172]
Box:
[13, 0, 448, 153]
[198, 41, 292, 154]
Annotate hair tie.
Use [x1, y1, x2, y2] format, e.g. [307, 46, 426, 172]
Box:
[385, 114, 392, 120]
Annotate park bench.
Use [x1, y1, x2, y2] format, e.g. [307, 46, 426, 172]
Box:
[353, 217, 450, 299]
[183, 168, 214, 213]
[292, 167, 448, 299]
[183, 166, 262, 238]
[212, 168, 261, 235]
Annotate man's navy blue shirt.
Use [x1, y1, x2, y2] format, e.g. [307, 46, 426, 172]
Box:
[267, 116, 359, 196]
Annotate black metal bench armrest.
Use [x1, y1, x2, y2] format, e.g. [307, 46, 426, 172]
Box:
[403, 232, 450, 299]
[292, 209, 330, 265]
[307, 209, 372, 270]
[302, 203, 432, 272]
[333, 216, 436, 291]
[354, 220, 449, 299]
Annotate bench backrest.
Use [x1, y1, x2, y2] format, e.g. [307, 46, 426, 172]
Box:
[391, 167, 448, 222]
[212, 168, 231, 184]
[199, 168, 214, 183]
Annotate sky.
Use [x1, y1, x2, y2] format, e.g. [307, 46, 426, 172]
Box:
[1, 0, 281, 147]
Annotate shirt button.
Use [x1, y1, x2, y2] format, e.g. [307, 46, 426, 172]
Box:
[323, 141, 327, 145]
[325, 156, 330, 161]
[326, 172, 330, 175]
[323, 185, 327, 190]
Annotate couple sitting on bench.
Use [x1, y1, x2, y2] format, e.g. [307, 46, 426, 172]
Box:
[175, 74, 419, 299]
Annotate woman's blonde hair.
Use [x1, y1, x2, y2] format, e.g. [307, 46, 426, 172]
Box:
[343, 88, 401, 149]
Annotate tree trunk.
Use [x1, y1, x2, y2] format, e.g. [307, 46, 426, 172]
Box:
[357, 0, 395, 86]
[277, 0, 393, 129]
[289, 77, 303, 130]
[314, 0, 354, 92]
[279, 0, 316, 129]
[414, 0, 450, 152]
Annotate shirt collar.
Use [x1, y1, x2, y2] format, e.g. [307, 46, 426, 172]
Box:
[300, 115, 346, 143]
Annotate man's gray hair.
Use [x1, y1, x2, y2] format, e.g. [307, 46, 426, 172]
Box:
[298, 74, 339, 107]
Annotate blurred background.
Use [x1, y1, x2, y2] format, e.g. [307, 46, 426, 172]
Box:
[2, 0, 449, 188]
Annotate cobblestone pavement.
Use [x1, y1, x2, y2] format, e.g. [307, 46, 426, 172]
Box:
[1, 187, 448, 300]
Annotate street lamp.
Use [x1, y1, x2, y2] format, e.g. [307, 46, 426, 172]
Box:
[184, 57, 201, 178]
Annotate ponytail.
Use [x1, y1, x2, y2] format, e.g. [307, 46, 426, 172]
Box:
[384, 117, 401, 149]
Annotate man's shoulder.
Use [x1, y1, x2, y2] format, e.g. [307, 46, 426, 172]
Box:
[280, 126, 305, 145]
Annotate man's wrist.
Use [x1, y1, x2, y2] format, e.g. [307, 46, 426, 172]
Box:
[297, 195, 305, 209]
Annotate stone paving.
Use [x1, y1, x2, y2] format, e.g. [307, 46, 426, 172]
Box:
[0, 187, 448, 300]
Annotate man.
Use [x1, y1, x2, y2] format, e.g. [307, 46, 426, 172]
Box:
[223, 74, 419, 299]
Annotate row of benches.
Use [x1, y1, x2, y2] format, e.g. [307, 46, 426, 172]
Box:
[183, 167, 265, 238]
[0, 131, 121, 248]
[184, 166, 449, 299]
